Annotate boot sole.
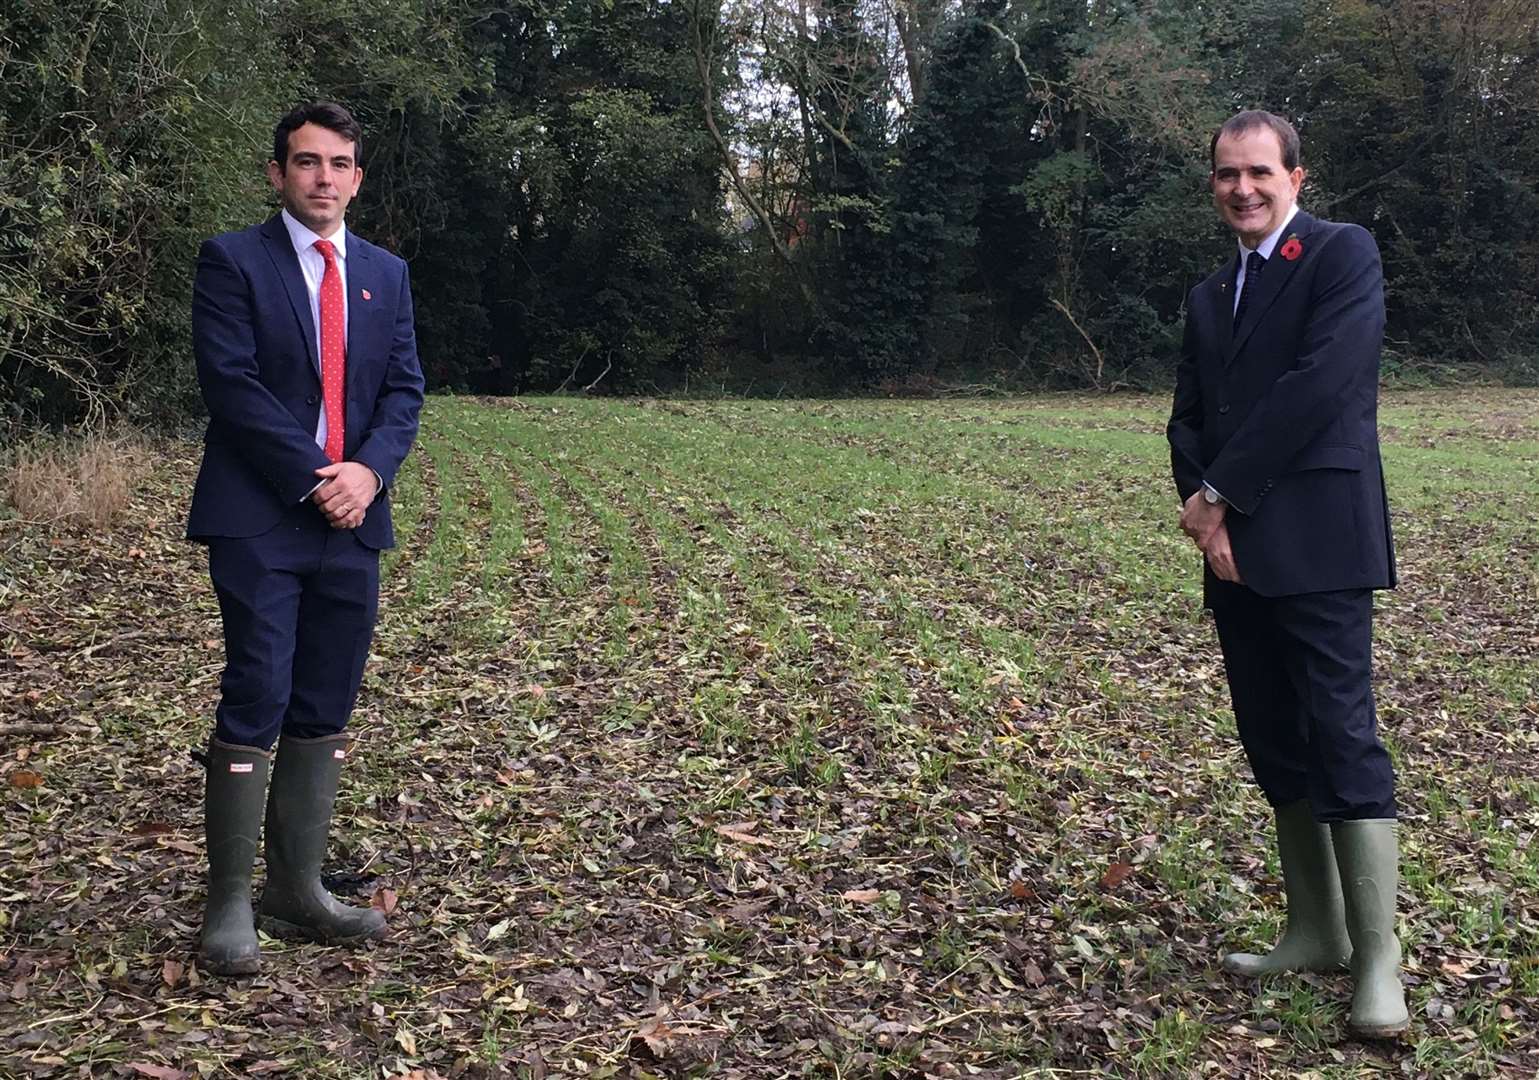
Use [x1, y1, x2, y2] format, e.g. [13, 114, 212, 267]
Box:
[1349, 1020, 1410, 1040]
[261, 915, 387, 944]
[1222, 958, 1351, 976]
[199, 953, 261, 976]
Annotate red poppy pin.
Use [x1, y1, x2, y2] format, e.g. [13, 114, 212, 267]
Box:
[1279, 234, 1303, 261]
[361, 288, 372, 300]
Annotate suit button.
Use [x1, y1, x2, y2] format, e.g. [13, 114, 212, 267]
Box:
[1218, 404, 1230, 414]
[306, 394, 319, 405]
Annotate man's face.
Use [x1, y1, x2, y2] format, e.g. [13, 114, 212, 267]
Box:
[1210, 127, 1303, 248]
[267, 122, 362, 236]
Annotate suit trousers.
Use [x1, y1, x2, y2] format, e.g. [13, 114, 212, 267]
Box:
[208, 502, 380, 750]
[1210, 584, 1396, 821]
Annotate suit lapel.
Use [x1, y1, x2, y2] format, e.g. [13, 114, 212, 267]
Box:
[260, 216, 321, 379]
[1228, 211, 1317, 364]
[345, 236, 376, 401]
[1213, 254, 1238, 358]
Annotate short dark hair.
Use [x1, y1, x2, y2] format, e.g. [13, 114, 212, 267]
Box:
[1209, 110, 1300, 172]
[272, 102, 363, 171]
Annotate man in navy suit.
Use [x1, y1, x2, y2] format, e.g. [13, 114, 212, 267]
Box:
[187, 102, 424, 975]
[1167, 111, 1407, 1038]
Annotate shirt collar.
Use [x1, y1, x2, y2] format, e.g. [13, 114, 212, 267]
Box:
[280, 208, 347, 260]
[1237, 203, 1300, 262]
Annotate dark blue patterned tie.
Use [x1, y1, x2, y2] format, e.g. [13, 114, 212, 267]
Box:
[1234, 250, 1265, 330]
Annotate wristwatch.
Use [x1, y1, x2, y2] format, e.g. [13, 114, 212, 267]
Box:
[1202, 484, 1223, 505]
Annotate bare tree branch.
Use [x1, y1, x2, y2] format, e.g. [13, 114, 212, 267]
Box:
[690, 0, 814, 307]
[1050, 298, 1104, 389]
[582, 355, 613, 393]
[555, 346, 591, 393]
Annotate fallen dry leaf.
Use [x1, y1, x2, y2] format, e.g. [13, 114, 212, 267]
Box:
[629, 1020, 689, 1063]
[1100, 861, 1134, 890]
[126, 1065, 191, 1080]
[715, 821, 776, 847]
[394, 1025, 418, 1056]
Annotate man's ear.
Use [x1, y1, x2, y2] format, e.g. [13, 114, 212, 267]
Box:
[1290, 166, 1306, 196]
[266, 160, 285, 192]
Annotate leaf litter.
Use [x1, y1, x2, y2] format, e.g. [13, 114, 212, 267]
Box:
[1, 391, 1536, 1077]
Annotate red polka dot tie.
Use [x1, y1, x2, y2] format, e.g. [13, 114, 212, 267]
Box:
[313, 239, 346, 464]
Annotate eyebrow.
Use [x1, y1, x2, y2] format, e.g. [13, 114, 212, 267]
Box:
[292, 151, 354, 166]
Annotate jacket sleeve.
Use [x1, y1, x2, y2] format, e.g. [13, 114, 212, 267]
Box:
[1167, 294, 1207, 502]
[193, 237, 332, 506]
[1202, 226, 1385, 516]
[350, 258, 424, 493]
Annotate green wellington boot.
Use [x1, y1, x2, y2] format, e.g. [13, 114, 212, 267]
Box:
[1222, 800, 1353, 976]
[257, 733, 388, 944]
[200, 739, 273, 976]
[1332, 819, 1410, 1038]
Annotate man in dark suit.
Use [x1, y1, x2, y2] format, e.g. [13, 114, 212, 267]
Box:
[1167, 110, 1407, 1038]
[187, 102, 424, 975]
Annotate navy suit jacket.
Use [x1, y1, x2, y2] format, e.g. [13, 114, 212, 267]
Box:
[1167, 211, 1396, 599]
[186, 215, 424, 550]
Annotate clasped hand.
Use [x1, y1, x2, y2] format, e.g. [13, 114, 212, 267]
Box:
[1180, 491, 1243, 584]
[311, 461, 375, 530]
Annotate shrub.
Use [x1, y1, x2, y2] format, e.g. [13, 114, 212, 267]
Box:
[3, 431, 143, 530]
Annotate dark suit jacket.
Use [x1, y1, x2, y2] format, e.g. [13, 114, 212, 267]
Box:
[186, 215, 424, 550]
[1167, 211, 1396, 599]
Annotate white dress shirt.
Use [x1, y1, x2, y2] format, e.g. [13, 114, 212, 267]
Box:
[1233, 203, 1300, 315]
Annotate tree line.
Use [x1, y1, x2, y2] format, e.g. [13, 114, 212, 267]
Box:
[3, 0, 1536, 426]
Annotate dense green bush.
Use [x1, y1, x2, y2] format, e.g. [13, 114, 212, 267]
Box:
[0, 0, 289, 426]
[4, 0, 1536, 428]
